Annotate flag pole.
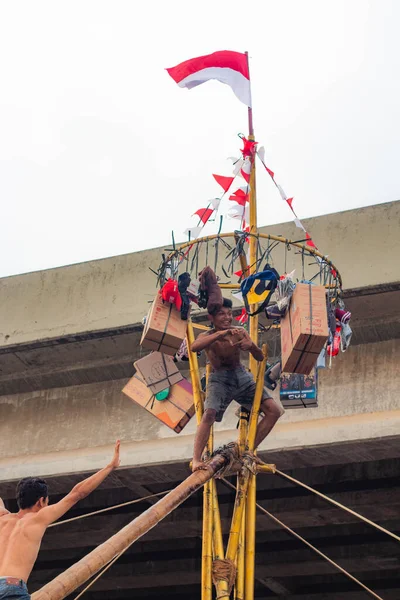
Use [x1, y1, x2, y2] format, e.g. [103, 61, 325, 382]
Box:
[244, 49, 258, 600]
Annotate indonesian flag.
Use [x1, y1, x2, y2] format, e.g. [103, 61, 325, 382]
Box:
[166, 50, 252, 107]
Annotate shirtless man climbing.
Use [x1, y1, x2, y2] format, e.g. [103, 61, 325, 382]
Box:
[191, 298, 283, 472]
[0, 440, 121, 599]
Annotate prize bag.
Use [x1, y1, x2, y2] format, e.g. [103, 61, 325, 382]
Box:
[240, 266, 279, 316]
[161, 279, 182, 311]
[327, 325, 341, 357]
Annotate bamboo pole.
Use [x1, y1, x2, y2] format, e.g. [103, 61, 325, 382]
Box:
[234, 509, 246, 600]
[202, 364, 214, 600]
[186, 319, 204, 424]
[245, 347, 268, 599]
[32, 454, 228, 600]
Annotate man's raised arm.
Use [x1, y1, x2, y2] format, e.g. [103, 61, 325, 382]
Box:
[37, 440, 121, 527]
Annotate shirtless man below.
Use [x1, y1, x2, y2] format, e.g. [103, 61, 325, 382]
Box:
[0, 440, 121, 599]
[191, 298, 284, 472]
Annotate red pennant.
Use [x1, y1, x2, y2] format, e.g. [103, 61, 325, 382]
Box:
[240, 168, 251, 183]
[240, 136, 258, 158]
[212, 174, 234, 193]
[229, 188, 249, 206]
[306, 232, 316, 248]
[194, 208, 214, 224]
[266, 166, 275, 178]
[235, 307, 248, 324]
[234, 269, 243, 277]
[286, 197, 294, 208]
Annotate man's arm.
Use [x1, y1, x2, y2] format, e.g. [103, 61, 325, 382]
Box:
[0, 497, 10, 516]
[37, 440, 121, 527]
[191, 329, 235, 352]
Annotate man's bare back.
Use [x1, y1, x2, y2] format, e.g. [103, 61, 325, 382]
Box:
[0, 510, 47, 582]
[0, 440, 120, 592]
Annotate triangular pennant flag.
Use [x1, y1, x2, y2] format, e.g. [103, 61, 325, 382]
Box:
[194, 208, 214, 224]
[265, 165, 274, 178]
[184, 226, 202, 239]
[277, 184, 287, 201]
[232, 158, 244, 176]
[210, 198, 221, 210]
[240, 158, 252, 183]
[286, 197, 294, 209]
[229, 188, 249, 206]
[257, 146, 265, 163]
[294, 218, 306, 231]
[306, 232, 316, 248]
[213, 174, 234, 193]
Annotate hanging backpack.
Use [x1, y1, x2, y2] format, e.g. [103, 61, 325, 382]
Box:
[240, 266, 279, 316]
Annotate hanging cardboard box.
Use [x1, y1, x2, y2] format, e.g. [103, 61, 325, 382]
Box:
[134, 352, 183, 395]
[122, 373, 194, 433]
[280, 283, 328, 375]
[280, 369, 318, 409]
[141, 292, 188, 356]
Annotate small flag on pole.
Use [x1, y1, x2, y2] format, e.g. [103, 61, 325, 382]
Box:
[166, 50, 252, 107]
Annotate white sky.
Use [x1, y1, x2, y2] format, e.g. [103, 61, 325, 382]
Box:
[1, 0, 399, 278]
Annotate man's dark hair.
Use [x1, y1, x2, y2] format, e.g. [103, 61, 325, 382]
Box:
[208, 297, 233, 316]
[16, 477, 48, 509]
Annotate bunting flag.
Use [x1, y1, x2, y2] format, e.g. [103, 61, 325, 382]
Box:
[256, 147, 318, 249]
[229, 187, 249, 206]
[194, 208, 214, 223]
[213, 174, 235, 193]
[166, 50, 252, 107]
[240, 157, 252, 183]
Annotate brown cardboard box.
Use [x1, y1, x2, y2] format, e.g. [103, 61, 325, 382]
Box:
[140, 292, 188, 356]
[134, 352, 183, 394]
[280, 284, 328, 375]
[122, 374, 195, 433]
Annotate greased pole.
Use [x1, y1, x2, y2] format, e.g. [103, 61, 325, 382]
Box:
[245, 50, 259, 600]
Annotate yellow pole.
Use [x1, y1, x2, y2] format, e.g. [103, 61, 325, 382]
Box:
[234, 509, 246, 600]
[245, 347, 268, 600]
[248, 150, 259, 379]
[186, 320, 204, 424]
[202, 364, 214, 600]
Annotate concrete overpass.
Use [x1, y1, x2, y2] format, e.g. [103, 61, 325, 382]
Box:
[0, 200, 399, 599]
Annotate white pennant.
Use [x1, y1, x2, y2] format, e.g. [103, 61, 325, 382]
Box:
[232, 158, 244, 176]
[184, 226, 202, 239]
[294, 218, 306, 231]
[210, 198, 221, 210]
[229, 205, 250, 223]
[277, 184, 287, 201]
[257, 146, 265, 163]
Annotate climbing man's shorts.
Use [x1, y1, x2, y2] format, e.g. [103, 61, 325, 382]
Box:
[204, 365, 272, 422]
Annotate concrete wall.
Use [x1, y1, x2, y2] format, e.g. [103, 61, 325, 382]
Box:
[1, 338, 399, 482]
[1, 201, 399, 348]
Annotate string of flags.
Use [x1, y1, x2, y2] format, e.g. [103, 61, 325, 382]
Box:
[183, 135, 317, 251]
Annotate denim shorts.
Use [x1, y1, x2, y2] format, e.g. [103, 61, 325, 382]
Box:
[205, 365, 272, 422]
[0, 579, 30, 599]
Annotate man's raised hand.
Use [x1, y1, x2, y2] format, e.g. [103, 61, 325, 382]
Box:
[108, 440, 121, 470]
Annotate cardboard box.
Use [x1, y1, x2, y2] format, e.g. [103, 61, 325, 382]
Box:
[134, 352, 183, 394]
[280, 369, 318, 409]
[280, 284, 328, 375]
[141, 292, 188, 356]
[122, 374, 195, 433]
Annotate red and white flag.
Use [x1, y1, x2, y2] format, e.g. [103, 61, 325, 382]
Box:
[166, 50, 252, 107]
